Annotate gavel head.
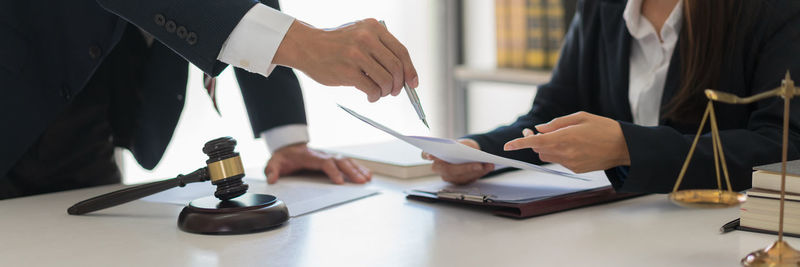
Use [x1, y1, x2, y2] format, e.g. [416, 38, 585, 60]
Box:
[202, 137, 248, 201]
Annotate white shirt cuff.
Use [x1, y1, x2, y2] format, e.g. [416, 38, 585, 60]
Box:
[260, 124, 310, 153]
[217, 4, 295, 77]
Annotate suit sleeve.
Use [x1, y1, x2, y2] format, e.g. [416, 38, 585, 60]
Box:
[608, 3, 800, 193]
[465, 1, 585, 163]
[233, 0, 306, 137]
[95, 0, 258, 76]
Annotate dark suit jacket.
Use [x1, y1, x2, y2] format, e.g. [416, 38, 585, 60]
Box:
[467, 0, 800, 193]
[0, 0, 306, 177]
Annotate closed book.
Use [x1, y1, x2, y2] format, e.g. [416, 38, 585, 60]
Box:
[751, 159, 800, 193]
[322, 141, 434, 179]
[495, 0, 511, 68]
[740, 189, 800, 236]
[524, 0, 547, 69]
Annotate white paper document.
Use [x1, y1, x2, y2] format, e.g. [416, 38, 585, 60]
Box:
[338, 105, 588, 181]
[141, 178, 379, 217]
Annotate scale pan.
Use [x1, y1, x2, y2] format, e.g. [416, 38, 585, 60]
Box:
[668, 189, 746, 208]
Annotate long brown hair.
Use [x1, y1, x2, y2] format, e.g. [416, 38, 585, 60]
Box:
[662, 0, 759, 122]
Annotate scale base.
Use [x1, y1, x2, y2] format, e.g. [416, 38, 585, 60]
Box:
[742, 240, 800, 266]
[178, 193, 289, 235]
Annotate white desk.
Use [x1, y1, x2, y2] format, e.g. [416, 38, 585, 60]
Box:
[0, 170, 793, 267]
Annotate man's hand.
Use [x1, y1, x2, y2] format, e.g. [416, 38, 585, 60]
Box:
[503, 111, 631, 173]
[273, 18, 419, 103]
[422, 139, 494, 185]
[265, 143, 372, 184]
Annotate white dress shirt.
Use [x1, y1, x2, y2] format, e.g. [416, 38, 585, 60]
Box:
[217, 4, 309, 153]
[623, 0, 683, 126]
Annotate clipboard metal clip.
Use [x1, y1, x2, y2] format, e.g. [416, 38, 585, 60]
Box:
[437, 190, 495, 203]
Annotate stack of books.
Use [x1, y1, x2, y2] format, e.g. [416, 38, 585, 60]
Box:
[740, 159, 800, 235]
[495, 0, 577, 70]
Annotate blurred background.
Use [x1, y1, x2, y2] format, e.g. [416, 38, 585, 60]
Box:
[121, 0, 565, 184]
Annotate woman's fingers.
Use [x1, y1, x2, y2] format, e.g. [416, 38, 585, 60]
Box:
[535, 111, 589, 133]
[503, 131, 560, 151]
[432, 160, 493, 185]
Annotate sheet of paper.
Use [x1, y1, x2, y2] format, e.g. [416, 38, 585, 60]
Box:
[338, 104, 588, 181]
[141, 178, 379, 217]
[410, 166, 610, 203]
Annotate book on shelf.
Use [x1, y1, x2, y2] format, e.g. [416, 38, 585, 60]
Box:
[494, 0, 578, 70]
[524, 0, 547, 69]
[321, 140, 435, 179]
[495, 0, 511, 68]
[508, 0, 528, 68]
[544, 0, 565, 68]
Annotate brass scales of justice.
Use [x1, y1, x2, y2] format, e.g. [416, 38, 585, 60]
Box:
[668, 71, 800, 266]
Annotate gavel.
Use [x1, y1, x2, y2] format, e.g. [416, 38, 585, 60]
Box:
[66, 137, 289, 235]
[67, 137, 248, 215]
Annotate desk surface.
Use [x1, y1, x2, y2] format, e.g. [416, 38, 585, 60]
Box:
[0, 171, 792, 267]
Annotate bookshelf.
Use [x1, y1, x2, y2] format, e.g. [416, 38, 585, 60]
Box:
[442, 0, 566, 137]
[454, 66, 551, 85]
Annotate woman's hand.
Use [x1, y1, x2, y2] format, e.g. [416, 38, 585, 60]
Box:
[503, 111, 630, 173]
[422, 139, 494, 185]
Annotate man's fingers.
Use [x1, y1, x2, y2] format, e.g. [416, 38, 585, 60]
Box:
[358, 52, 393, 97]
[369, 42, 404, 95]
[320, 159, 346, 184]
[356, 163, 373, 181]
[378, 31, 418, 88]
[336, 158, 367, 184]
[354, 71, 382, 102]
[265, 163, 281, 184]
[535, 111, 589, 133]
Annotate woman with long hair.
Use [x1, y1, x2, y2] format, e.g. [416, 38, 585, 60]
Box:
[427, 0, 800, 193]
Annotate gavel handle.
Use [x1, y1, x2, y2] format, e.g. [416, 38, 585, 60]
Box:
[67, 167, 209, 215]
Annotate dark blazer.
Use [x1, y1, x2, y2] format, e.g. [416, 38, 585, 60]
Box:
[467, 0, 800, 193]
[0, 0, 306, 177]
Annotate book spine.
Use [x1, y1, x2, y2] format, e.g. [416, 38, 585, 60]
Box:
[495, 0, 511, 68]
[544, 0, 565, 68]
[508, 0, 527, 68]
[524, 0, 546, 69]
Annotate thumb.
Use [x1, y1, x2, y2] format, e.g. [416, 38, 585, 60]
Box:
[535, 112, 588, 133]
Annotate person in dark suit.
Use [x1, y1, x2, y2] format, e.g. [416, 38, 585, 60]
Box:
[426, 0, 800, 193]
[0, 0, 420, 199]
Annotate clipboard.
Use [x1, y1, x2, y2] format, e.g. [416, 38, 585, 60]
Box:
[405, 168, 641, 218]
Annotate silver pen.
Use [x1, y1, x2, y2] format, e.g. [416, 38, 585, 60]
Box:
[378, 20, 429, 129]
